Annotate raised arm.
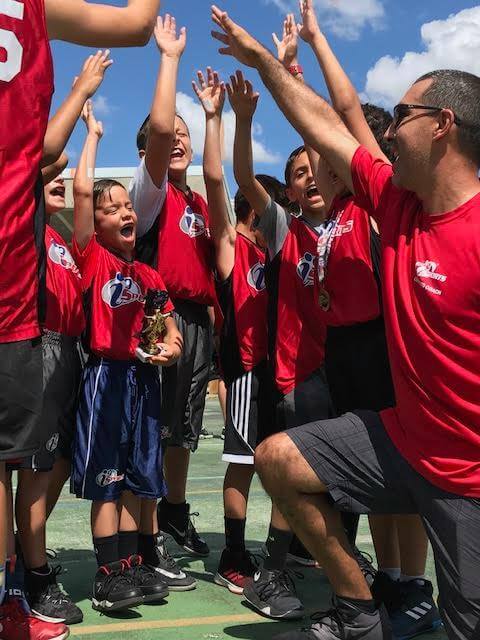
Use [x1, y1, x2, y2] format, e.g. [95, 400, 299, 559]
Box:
[42, 152, 68, 185]
[193, 67, 235, 281]
[211, 6, 358, 194]
[145, 15, 186, 187]
[228, 70, 270, 216]
[42, 50, 112, 167]
[73, 101, 102, 250]
[298, 0, 388, 162]
[45, 0, 160, 46]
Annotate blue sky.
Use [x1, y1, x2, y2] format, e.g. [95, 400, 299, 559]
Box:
[51, 0, 480, 191]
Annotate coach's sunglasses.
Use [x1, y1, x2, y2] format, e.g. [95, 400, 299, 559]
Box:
[392, 103, 462, 131]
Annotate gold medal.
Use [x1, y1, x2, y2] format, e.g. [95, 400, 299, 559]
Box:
[318, 288, 331, 311]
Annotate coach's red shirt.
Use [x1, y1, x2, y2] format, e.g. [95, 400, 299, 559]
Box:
[157, 184, 215, 305]
[0, 0, 53, 341]
[352, 146, 480, 497]
[317, 197, 380, 327]
[73, 236, 174, 361]
[44, 225, 85, 337]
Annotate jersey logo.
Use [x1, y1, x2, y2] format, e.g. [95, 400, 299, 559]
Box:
[179, 206, 207, 237]
[297, 252, 315, 287]
[48, 240, 80, 277]
[96, 469, 125, 487]
[101, 272, 144, 308]
[247, 262, 266, 291]
[45, 432, 59, 453]
[414, 260, 447, 296]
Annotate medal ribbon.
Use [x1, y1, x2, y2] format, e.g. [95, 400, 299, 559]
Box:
[317, 207, 343, 284]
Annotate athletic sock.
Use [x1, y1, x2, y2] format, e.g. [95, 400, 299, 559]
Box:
[263, 525, 293, 570]
[162, 499, 187, 528]
[379, 567, 401, 581]
[28, 564, 50, 576]
[118, 530, 139, 561]
[93, 534, 119, 567]
[225, 517, 246, 552]
[337, 595, 377, 614]
[138, 533, 157, 565]
[341, 512, 360, 547]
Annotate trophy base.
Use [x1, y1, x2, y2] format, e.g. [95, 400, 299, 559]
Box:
[135, 347, 155, 363]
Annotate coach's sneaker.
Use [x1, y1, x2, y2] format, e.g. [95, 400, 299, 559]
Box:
[125, 555, 169, 603]
[389, 579, 442, 640]
[158, 500, 210, 557]
[287, 537, 318, 568]
[92, 560, 143, 612]
[25, 566, 83, 625]
[146, 534, 196, 591]
[0, 596, 70, 639]
[214, 548, 257, 594]
[272, 596, 392, 639]
[353, 547, 377, 586]
[243, 566, 304, 619]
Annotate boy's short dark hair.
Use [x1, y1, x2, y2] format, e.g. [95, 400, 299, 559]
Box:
[136, 113, 191, 153]
[284, 145, 306, 187]
[361, 103, 395, 162]
[93, 179, 125, 210]
[234, 174, 289, 223]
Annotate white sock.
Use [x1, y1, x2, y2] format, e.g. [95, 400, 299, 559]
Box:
[379, 567, 401, 581]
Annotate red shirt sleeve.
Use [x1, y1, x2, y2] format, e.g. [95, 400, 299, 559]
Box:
[351, 146, 394, 224]
[71, 235, 103, 290]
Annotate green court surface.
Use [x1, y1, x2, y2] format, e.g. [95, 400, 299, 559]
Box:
[46, 398, 447, 640]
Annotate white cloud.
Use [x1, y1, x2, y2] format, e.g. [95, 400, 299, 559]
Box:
[91, 94, 115, 116]
[175, 92, 282, 165]
[364, 6, 480, 107]
[265, 0, 385, 40]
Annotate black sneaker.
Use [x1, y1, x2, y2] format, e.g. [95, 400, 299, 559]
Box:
[287, 537, 317, 567]
[220, 427, 225, 440]
[371, 571, 403, 612]
[158, 501, 210, 557]
[388, 579, 442, 640]
[352, 547, 377, 586]
[25, 566, 83, 625]
[145, 534, 196, 591]
[243, 566, 304, 619]
[92, 560, 143, 612]
[125, 555, 169, 603]
[214, 548, 257, 594]
[272, 596, 392, 639]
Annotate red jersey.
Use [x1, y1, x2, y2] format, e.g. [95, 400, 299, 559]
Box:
[44, 225, 85, 337]
[217, 233, 268, 384]
[274, 217, 326, 395]
[156, 184, 215, 305]
[72, 236, 174, 361]
[352, 145, 480, 497]
[0, 0, 53, 342]
[317, 197, 381, 326]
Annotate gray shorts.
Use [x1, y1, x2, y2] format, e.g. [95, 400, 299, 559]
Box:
[161, 299, 213, 452]
[288, 410, 480, 639]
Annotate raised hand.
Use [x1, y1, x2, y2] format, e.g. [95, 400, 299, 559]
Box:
[73, 50, 113, 99]
[211, 5, 262, 68]
[298, 0, 321, 43]
[272, 13, 299, 67]
[81, 100, 103, 139]
[226, 70, 259, 120]
[154, 14, 187, 58]
[192, 67, 225, 118]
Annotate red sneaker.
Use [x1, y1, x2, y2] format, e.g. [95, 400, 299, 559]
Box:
[214, 548, 256, 594]
[0, 597, 70, 639]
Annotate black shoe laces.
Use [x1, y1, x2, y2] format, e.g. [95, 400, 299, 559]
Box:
[256, 567, 303, 600]
[186, 511, 204, 544]
[157, 539, 179, 572]
[307, 608, 346, 639]
[100, 562, 135, 593]
[353, 547, 377, 581]
[42, 566, 71, 605]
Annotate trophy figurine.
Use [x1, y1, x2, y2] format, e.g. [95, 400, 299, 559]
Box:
[135, 288, 171, 363]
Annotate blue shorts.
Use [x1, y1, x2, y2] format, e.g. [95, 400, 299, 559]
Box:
[72, 357, 166, 502]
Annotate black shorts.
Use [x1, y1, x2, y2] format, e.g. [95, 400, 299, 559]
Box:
[161, 299, 213, 452]
[275, 366, 334, 431]
[9, 332, 82, 472]
[325, 316, 395, 414]
[223, 360, 274, 465]
[0, 338, 43, 461]
[288, 410, 480, 639]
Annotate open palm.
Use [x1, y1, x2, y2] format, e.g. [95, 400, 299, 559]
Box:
[192, 67, 225, 117]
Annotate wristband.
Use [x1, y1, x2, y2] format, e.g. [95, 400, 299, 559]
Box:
[288, 64, 304, 76]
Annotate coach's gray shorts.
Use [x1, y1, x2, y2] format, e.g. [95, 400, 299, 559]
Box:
[161, 299, 213, 452]
[288, 410, 480, 640]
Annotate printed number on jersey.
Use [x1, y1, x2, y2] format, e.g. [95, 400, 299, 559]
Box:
[0, 0, 24, 82]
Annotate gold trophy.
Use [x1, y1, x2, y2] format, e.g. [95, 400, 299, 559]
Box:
[135, 289, 171, 363]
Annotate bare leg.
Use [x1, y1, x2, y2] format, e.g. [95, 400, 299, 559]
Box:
[91, 501, 120, 538]
[218, 379, 227, 423]
[16, 469, 49, 570]
[119, 491, 141, 533]
[396, 514, 428, 577]
[46, 458, 71, 520]
[223, 463, 255, 519]
[139, 499, 158, 535]
[164, 446, 190, 504]
[256, 433, 371, 600]
[369, 514, 400, 571]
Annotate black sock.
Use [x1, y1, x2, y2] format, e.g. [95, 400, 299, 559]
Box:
[161, 499, 187, 527]
[225, 517, 246, 552]
[338, 595, 377, 614]
[118, 530, 139, 561]
[138, 533, 158, 565]
[93, 534, 119, 567]
[341, 512, 360, 547]
[264, 525, 293, 570]
[29, 564, 50, 576]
